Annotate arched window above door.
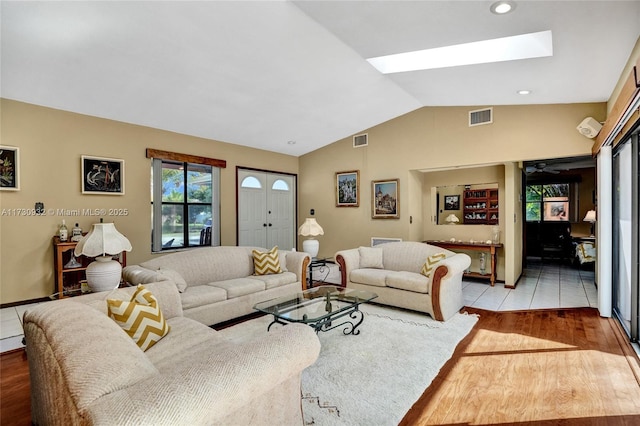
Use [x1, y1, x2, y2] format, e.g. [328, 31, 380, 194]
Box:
[272, 179, 290, 191]
[241, 176, 262, 189]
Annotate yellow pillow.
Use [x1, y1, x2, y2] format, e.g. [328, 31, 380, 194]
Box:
[420, 253, 447, 277]
[252, 246, 283, 275]
[107, 285, 170, 351]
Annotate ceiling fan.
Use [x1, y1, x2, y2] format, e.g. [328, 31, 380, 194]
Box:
[525, 162, 560, 174]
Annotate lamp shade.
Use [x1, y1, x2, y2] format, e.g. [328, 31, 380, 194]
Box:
[583, 210, 597, 223]
[298, 218, 324, 237]
[74, 223, 132, 257]
[446, 214, 460, 224]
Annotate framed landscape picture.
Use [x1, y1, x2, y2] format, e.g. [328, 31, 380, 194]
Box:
[336, 170, 359, 207]
[372, 178, 399, 219]
[0, 146, 20, 191]
[81, 155, 125, 195]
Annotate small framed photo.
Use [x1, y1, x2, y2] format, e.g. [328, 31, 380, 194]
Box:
[372, 178, 399, 219]
[81, 156, 125, 195]
[371, 237, 402, 247]
[0, 146, 20, 191]
[336, 170, 359, 207]
[444, 195, 460, 210]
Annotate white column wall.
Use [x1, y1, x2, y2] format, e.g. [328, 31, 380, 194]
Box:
[597, 145, 612, 317]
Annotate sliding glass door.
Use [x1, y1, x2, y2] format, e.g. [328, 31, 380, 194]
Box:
[612, 130, 639, 341]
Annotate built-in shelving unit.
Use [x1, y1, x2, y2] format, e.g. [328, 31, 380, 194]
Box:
[463, 188, 499, 225]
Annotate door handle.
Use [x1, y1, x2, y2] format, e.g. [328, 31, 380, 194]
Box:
[268, 223, 272, 227]
[263, 223, 267, 227]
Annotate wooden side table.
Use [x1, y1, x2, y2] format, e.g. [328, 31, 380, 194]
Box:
[53, 236, 126, 297]
[424, 240, 502, 286]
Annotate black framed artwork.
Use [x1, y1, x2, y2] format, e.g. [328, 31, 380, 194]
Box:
[444, 195, 460, 210]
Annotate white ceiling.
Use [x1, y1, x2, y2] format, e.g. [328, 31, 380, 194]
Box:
[2, 1, 639, 157]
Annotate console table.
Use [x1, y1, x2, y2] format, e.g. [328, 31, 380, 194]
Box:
[424, 240, 502, 286]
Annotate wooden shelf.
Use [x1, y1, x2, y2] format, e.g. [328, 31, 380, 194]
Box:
[463, 188, 499, 225]
[53, 236, 126, 297]
[424, 240, 502, 286]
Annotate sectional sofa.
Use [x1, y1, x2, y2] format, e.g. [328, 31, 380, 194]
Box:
[123, 246, 310, 326]
[23, 281, 320, 425]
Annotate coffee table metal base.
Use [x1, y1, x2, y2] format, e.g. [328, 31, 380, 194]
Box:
[267, 305, 365, 335]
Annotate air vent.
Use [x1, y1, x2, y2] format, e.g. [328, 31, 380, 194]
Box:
[353, 133, 368, 148]
[469, 107, 493, 127]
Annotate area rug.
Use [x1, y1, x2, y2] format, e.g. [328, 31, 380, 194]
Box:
[218, 304, 478, 425]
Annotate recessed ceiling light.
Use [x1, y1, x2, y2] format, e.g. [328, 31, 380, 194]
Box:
[490, 1, 516, 15]
[518, 90, 531, 95]
[367, 30, 552, 74]
[287, 140, 296, 145]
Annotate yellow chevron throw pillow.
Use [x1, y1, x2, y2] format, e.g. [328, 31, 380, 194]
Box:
[420, 253, 447, 278]
[107, 285, 170, 351]
[253, 246, 283, 275]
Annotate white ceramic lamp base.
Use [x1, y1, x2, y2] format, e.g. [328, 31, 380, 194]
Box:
[86, 256, 122, 292]
[302, 239, 320, 258]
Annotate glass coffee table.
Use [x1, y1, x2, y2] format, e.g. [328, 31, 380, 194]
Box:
[254, 286, 378, 335]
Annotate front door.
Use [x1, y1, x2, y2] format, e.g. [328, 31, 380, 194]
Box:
[237, 169, 296, 250]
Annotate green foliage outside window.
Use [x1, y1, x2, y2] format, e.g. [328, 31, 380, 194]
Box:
[525, 183, 570, 222]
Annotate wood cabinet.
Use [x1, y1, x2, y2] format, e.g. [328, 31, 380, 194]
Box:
[53, 236, 126, 297]
[463, 188, 499, 225]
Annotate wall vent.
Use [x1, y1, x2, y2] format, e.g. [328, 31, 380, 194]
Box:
[353, 133, 368, 148]
[469, 107, 493, 127]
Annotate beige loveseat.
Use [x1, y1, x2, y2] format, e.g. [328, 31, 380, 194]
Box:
[335, 241, 471, 321]
[123, 246, 310, 326]
[23, 281, 321, 426]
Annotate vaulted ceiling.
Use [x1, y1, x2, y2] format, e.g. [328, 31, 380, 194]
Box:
[2, 1, 639, 156]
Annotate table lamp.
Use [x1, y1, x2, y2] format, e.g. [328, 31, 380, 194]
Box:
[446, 214, 460, 225]
[74, 222, 132, 292]
[583, 210, 596, 237]
[298, 218, 324, 258]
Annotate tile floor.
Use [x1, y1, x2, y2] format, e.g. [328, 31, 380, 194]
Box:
[0, 259, 597, 354]
[463, 258, 597, 311]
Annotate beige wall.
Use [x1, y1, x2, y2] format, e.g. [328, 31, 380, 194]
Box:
[0, 99, 298, 304]
[299, 103, 606, 286]
[0, 99, 608, 302]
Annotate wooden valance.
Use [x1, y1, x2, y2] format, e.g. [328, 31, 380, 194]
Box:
[146, 148, 226, 168]
[592, 56, 640, 154]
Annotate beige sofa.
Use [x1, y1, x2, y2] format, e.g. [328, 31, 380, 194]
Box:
[23, 281, 321, 426]
[123, 246, 310, 326]
[335, 241, 471, 321]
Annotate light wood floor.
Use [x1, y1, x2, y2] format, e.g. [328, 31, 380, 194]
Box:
[401, 307, 640, 425]
[3, 308, 640, 425]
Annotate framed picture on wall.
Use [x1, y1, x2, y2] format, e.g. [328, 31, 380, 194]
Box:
[336, 170, 359, 207]
[0, 146, 20, 191]
[444, 195, 460, 210]
[372, 178, 399, 219]
[81, 155, 125, 195]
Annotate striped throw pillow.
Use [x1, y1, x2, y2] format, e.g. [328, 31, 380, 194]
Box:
[252, 246, 283, 275]
[420, 253, 447, 278]
[107, 285, 170, 351]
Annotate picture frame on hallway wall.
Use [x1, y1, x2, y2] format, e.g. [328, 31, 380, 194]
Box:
[0, 145, 20, 191]
[336, 170, 359, 207]
[372, 178, 399, 219]
[81, 155, 125, 195]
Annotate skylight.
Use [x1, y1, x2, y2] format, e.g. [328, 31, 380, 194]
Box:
[367, 30, 553, 74]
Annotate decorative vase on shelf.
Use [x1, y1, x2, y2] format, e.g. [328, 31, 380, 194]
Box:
[479, 252, 486, 275]
[491, 226, 500, 244]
